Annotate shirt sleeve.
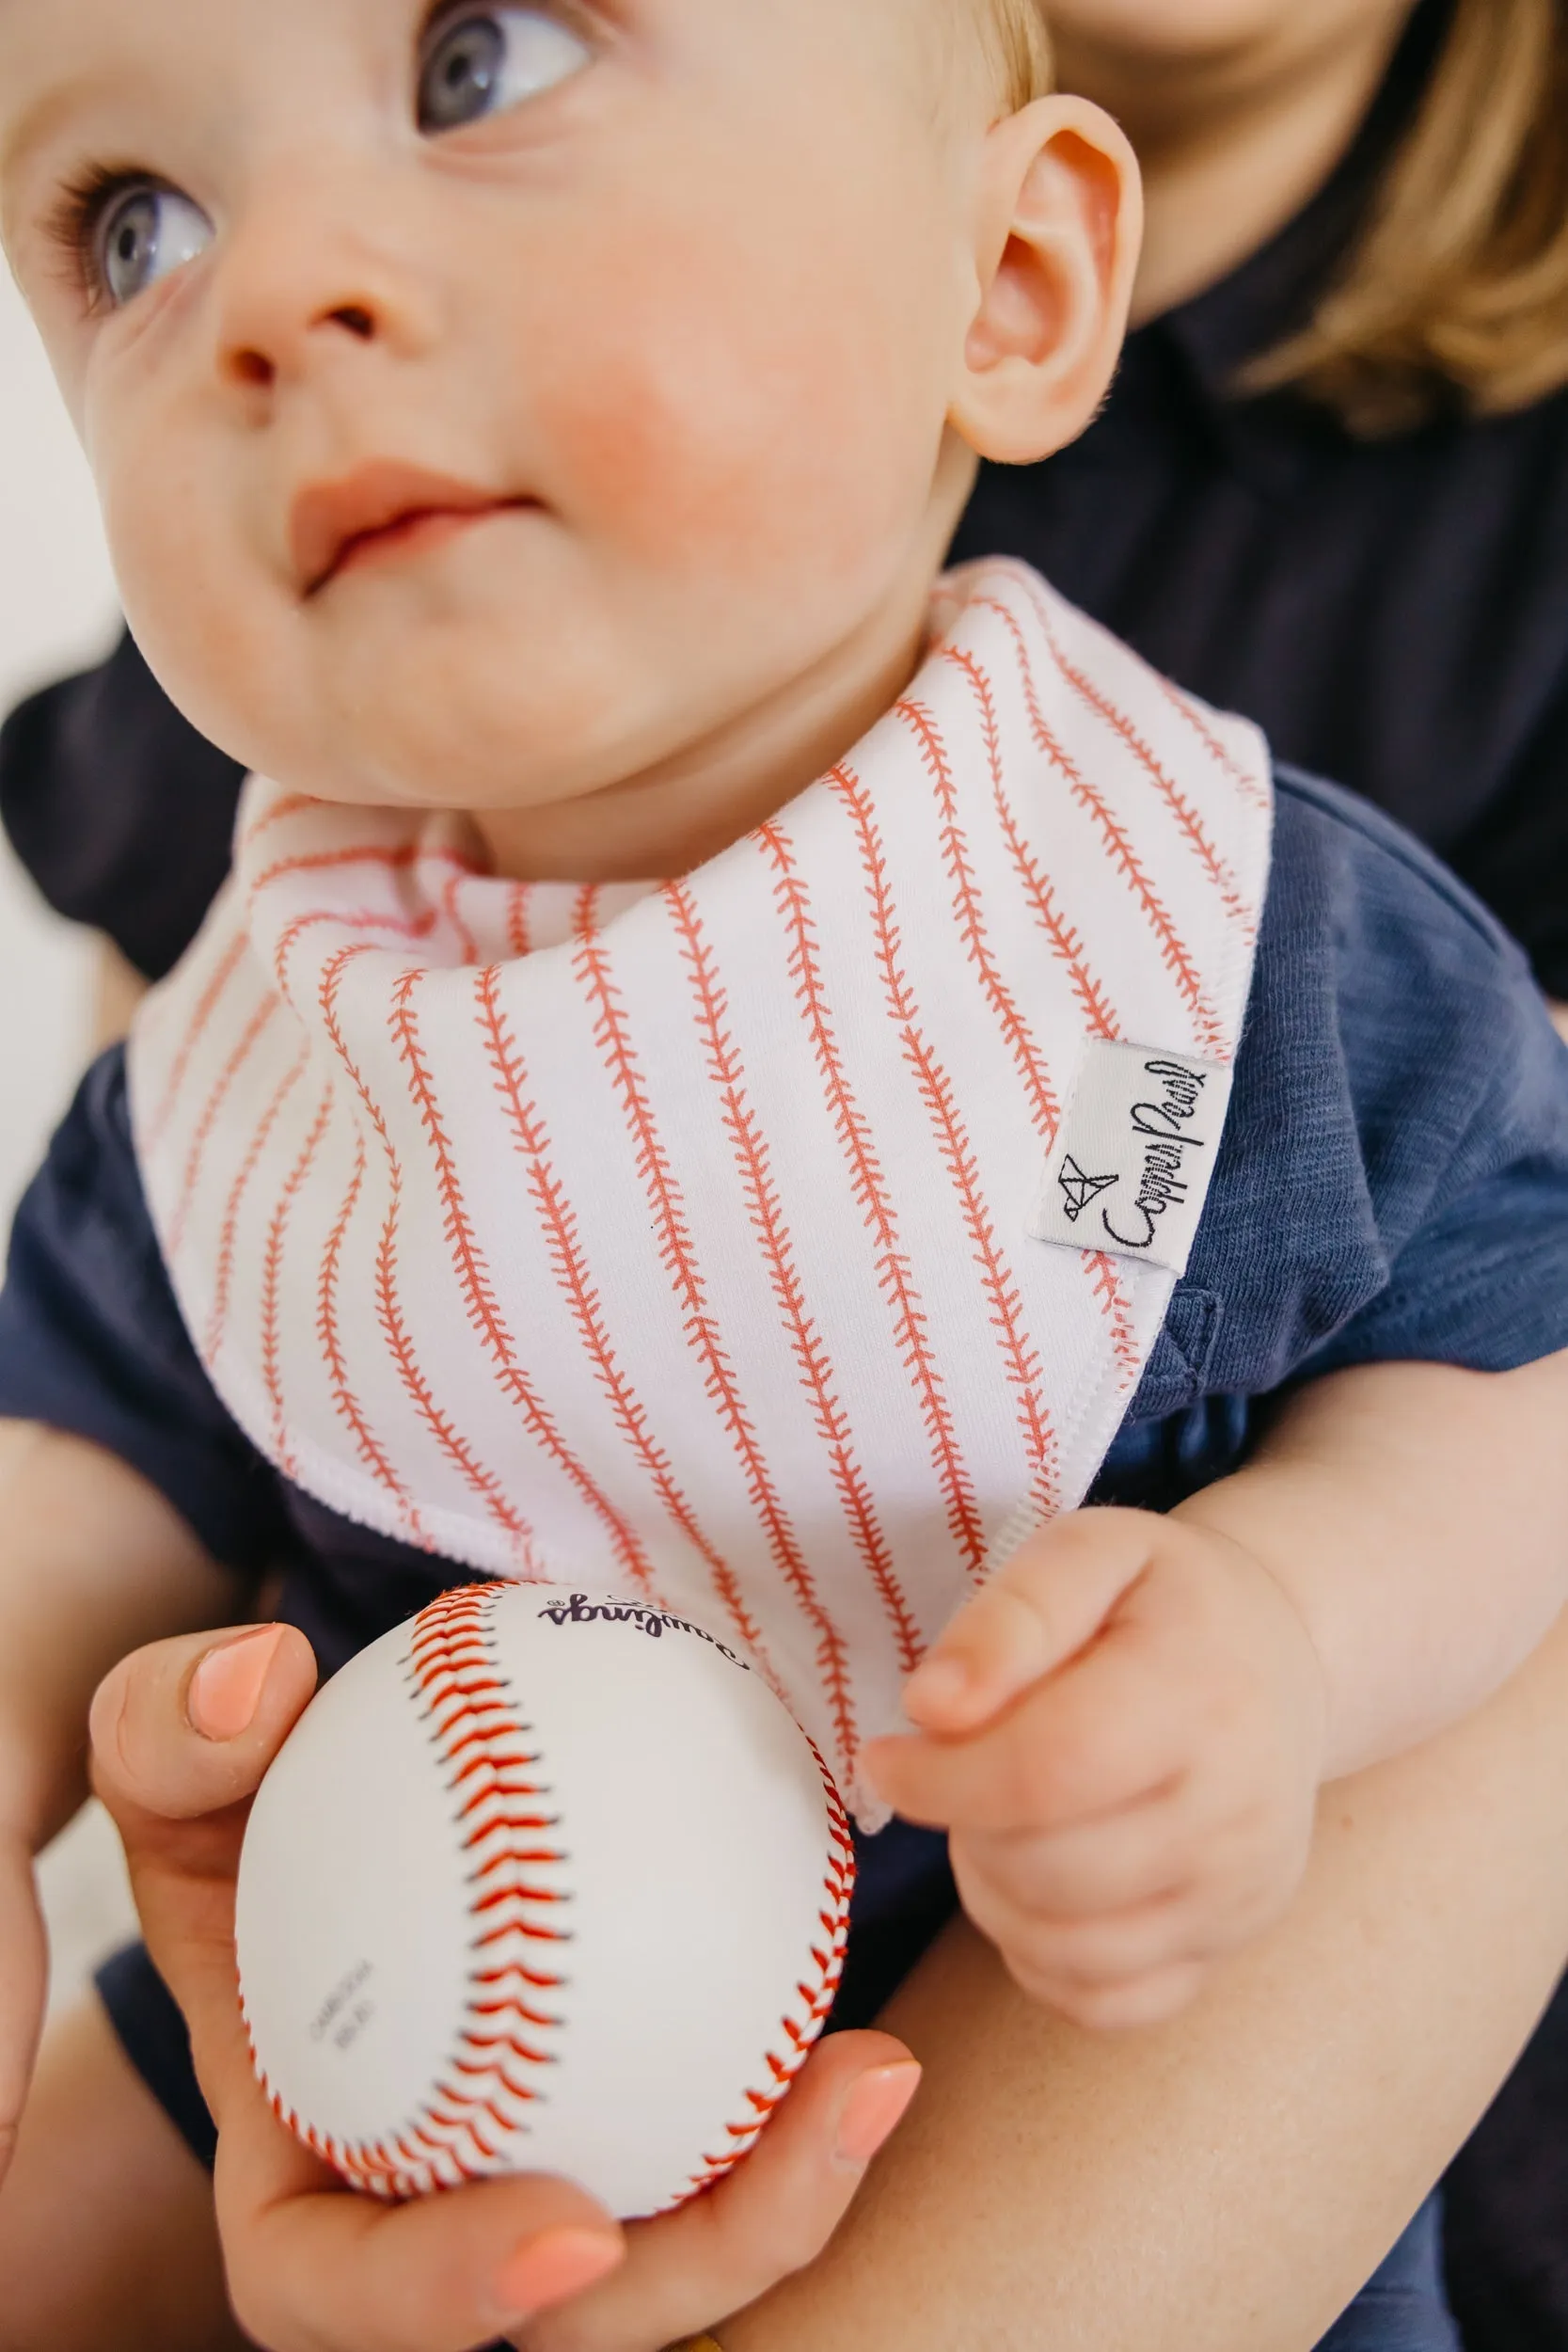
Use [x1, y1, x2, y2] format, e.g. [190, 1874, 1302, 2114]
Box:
[1147, 770, 1568, 1417]
[0, 633, 243, 981]
[0, 1049, 289, 1569]
[1446, 668, 1568, 1003]
[1304, 782, 1568, 1380]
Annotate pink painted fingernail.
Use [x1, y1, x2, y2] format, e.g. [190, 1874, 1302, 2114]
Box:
[834, 2061, 922, 2168]
[492, 2227, 622, 2317]
[188, 1627, 288, 1740]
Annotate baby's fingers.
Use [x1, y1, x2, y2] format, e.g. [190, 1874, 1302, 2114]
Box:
[90, 1623, 317, 1834]
[958, 1795, 1195, 1924]
[900, 1509, 1159, 1735]
[870, 1636, 1180, 1836]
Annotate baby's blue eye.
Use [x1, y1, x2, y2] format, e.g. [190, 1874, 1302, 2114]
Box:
[418, 7, 592, 133]
[96, 184, 213, 309]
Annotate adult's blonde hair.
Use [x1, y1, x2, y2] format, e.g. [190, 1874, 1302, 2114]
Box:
[1247, 0, 1568, 435]
[994, 0, 1568, 437]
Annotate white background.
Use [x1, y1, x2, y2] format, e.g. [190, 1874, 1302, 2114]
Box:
[1, 264, 140, 2001]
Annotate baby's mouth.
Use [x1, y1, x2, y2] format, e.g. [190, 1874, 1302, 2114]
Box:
[292, 460, 532, 597]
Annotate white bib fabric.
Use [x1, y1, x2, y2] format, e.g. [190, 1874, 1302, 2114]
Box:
[130, 561, 1273, 1820]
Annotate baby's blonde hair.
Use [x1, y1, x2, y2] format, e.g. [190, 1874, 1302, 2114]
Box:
[987, 0, 1054, 108]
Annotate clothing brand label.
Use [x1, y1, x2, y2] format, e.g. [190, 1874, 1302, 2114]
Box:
[1029, 1041, 1234, 1277]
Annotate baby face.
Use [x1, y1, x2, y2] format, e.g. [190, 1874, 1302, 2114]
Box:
[2, 0, 1002, 826]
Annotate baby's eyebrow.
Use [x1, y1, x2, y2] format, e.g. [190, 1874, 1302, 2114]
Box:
[0, 66, 119, 235]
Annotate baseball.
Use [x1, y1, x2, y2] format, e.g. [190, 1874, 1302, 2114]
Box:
[234, 1582, 855, 2217]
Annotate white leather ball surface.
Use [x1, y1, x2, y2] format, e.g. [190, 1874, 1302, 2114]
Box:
[235, 1584, 853, 2217]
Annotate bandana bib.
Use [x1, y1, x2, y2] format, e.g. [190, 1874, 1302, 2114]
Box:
[131, 562, 1272, 1819]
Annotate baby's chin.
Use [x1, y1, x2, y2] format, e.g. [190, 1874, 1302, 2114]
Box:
[224, 662, 683, 820]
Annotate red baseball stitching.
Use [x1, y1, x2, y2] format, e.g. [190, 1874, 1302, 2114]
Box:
[253, 1584, 571, 2198]
[679, 1738, 855, 2203]
[254, 1585, 855, 2212]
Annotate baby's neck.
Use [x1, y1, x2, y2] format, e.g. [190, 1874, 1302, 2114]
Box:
[470, 566, 935, 888]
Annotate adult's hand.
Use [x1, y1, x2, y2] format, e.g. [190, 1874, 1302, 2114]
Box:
[88, 1623, 918, 2352]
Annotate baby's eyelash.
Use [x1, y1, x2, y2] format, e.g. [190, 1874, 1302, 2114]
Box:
[43, 163, 146, 306]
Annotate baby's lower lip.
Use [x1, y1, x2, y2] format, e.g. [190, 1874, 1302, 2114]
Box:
[329, 501, 524, 587]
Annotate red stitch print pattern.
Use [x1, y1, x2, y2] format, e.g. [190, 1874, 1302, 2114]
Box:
[476, 965, 772, 1654]
[571, 916, 820, 1747]
[759, 823, 985, 1585]
[320, 949, 539, 1566]
[389, 969, 657, 1593]
[897, 689, 1062, 1141]
[1028, 586, 1257, 938]
[261, 1081, 335, 1475]
[668, 879, 911, 1736]
[940, 644, 1121, 1046]
[1153, 675, 1273, 814]
[975, 594, 1228, 1058]
[316, 1129, 430, 1538]
[144, 928, 249, 1149]
[927, 649, 1143, 1386]
[166, 993, 281, 1259]
[203, 1041, 311, 1360]
[831, 762, 1059, 1524]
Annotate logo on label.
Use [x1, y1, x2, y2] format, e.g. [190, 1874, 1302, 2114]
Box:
[1030, 1042, 1234, 1279]
[1098, 1060, 1210, 1254]
[1056, 1157, 1119, 1223]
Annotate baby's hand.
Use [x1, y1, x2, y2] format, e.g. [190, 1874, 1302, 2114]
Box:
[866, 1509, 1328, 2030]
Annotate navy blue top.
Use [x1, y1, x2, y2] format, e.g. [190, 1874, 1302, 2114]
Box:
[5, 766, 1568, 2019]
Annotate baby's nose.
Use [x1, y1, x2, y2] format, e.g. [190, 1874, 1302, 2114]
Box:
[212, 171, 438, 396]
[225, 299, 375, 394]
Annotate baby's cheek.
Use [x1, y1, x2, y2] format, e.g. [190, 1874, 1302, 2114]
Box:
[99, 449, 286, 769]
[529, 235, 934, 603]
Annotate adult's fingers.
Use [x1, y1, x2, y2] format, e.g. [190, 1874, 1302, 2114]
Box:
[89, 1623, 317, 1833]
[517, 2032, 920, 2352]
[88, 1623, 319, 2120]
[219, 2135, 625, 2352]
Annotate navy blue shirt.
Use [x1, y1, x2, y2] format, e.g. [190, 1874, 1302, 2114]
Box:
[5, 767, 1568, 2023]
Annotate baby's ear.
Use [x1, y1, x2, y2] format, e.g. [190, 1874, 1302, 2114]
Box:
[951, 97, 1143, 467]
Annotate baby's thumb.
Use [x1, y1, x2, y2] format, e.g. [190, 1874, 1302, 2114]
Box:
[901, 1508, 1159, 1732]
[90, 1623, 317, 1827]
